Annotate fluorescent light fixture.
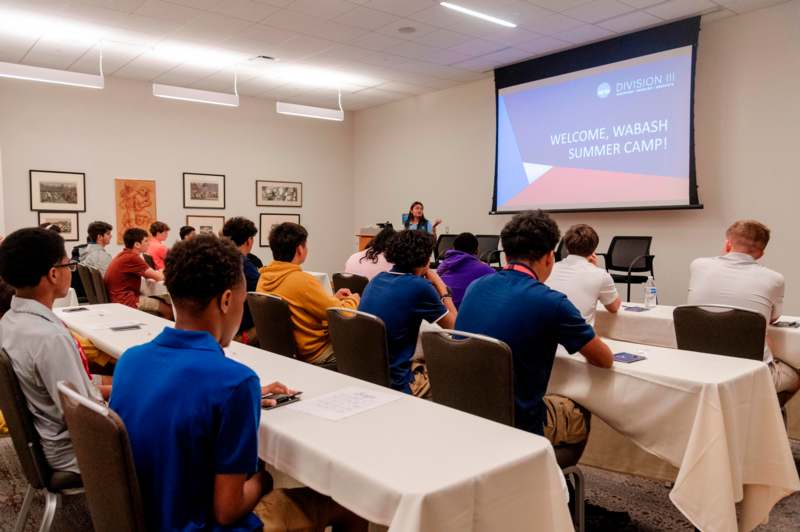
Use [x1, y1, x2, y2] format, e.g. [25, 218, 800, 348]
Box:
[440, 2, 517, 28]
[276, 101, 344, 121]
[152, 83, 239, 107]
[0, 61, 104, 89]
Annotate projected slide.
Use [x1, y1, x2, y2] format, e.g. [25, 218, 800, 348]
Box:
[496, 46, 693, 212]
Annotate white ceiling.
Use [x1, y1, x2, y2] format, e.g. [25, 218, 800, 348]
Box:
[0, 0, 789, 110]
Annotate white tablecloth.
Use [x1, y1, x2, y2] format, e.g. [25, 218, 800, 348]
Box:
[56, 303, 573, 532]
[53, 287, 78, 308]
[548, 339, 800, 532]
[307, 271, 333, 295]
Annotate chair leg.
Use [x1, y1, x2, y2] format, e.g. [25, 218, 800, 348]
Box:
[37, 492, 59, 532]
[13, 484, 35, 532]
[626, 279, 631, 302]
[563, 466, 585, 532]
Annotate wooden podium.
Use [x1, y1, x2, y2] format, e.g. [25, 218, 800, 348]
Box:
[356, 234, 374, 251]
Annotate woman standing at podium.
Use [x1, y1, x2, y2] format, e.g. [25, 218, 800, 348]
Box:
[402, 201, 442, 237]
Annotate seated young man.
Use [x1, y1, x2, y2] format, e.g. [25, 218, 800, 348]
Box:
[145, 221, 170, 270]
[546, 224, 620, 326]
[105, 228, 172, 319]
[359, 230, 457, 397]
[222, 217, 259, 344]
[110, 235, 365, 532]
[79, 220, 114, 274]
[0, 228, 106, 473]
[179, 225, 195, 241]
[456, 211, 614, 444]
[257, 223, 359, 365]
[436, 232, 495, 308]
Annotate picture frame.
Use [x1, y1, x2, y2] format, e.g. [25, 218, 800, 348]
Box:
[30, 170, 86, 212]
[183, 173, 225, 209]
[259, 213, 301, 247]
[186, 215, 225, 237]
[38, 211, 79, 241]
[256, 180, 302, 208]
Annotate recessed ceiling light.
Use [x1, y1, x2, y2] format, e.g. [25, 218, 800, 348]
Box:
[440, 2, 517, 28]
[397, 26, 417, 34]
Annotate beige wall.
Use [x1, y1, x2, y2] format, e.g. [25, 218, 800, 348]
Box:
[353, 0, 800, 310]
[0, 76, 354, 274]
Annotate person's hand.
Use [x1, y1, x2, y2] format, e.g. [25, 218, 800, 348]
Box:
[588, 253, 599, 266]
[335, 288, 352, 299]
[433, 218, 442, 227]
[261, 381, 297, 407]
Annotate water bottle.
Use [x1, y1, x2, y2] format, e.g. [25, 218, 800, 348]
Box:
[644, 276, 657, 308]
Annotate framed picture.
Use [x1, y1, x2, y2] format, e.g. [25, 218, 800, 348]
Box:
[30, 170, 86, 212]
[256, 180, 302, 208]
[184, 173, 225, 209]
[115, 179, 157, 245]
[186, 215, 225, 236]
[259, 213, 300, 247]
[38, 211, 79, 241]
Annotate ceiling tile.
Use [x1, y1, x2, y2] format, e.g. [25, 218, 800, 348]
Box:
[348, 31, 406, 51]
[451, 46, 532, 71]
[288, 0, 358, 19]
[113, 51, 181, 80]
[0, 34, 39, 64]
[513, 35, 569, 55]
[227, 23, 298, 46]
[374, 18, 438, 41]
[263, 35, 337, 61]
[22, 34, 94, 70]
[556, 23, 615, 44]
[715, 0, 787, 14]
[449, 38, 508, 57]
[332, 6, 400, 30]
[413, 28, 472, 48]
[209, 0, 279, 22]
[70, 41, 144, 74]
[562, 0, 636, 23]
[645, 0, 718, 19]
[598, 10, 662, 32]
[374, 80, 430, 94]
[700, 8, 737, 23]
[262, 9, 368, 43]
[519, 12, 585, 35]
[153, 62, 221, 86]
[160, 0, 221, 9]
[528, 0, 594, 12]
[385, 40, 470, 65]
[236, 75, 285, 96]
[72, 0, 148, 13]
[133, 0, 200, 23]
[357, 0, 438, 18]
[252, 0, 293, 7]
[170, 12, 255, 43]
[619, 0, 664, 7]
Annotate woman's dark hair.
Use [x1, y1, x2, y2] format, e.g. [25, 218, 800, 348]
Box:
[149, 221, 170, 236]
[361, 227, 396, 264]
[87, 221, 113, 242]
[404, 201, 428, 231]
[269, 223, 308, 262]
[385, 230, 434, 273]
[123, 228, 149, 248]
[501, 210, 560, 263]
[164, 235, 243, 313]
[179, 226, 195, 240]
[0, 228, 66, 289]
[453, 232, 479, 255]
[222, 217, 258, 246]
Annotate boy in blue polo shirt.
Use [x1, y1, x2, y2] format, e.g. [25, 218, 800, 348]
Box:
[110, 235, 365, 531]
[456, 211, 614, 442]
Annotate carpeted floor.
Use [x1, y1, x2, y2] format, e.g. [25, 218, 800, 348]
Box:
[0, 436, 797, 531]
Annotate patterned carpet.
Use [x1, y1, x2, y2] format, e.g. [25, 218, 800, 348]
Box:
[0, 436, 797, 531]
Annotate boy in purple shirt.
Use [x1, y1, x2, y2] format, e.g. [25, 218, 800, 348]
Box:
[437, 233, 495, 308]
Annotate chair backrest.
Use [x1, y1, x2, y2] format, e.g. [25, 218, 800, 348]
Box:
[77, 264, 98, 304]
[0, 349, 50, 489]
[141, 253, 156, 270]
[554, 239, 569, 262]
[673, 305, 767, 361]
[246, 292, 297, 358]
[57, 381, 146, 532]
[421, 330, 514, 426]
[327, 308, 391, 387]
[434, 234, 457, 262]
[605, 236, 652, 272]
[88, 266, 109, 303]
[331, 273, 369, 296]
[475, 235, 500, 262]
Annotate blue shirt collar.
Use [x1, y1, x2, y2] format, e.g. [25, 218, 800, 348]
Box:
[154, 327, 225, 353]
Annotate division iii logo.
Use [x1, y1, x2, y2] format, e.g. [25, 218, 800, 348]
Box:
[596, 82, 611, 98]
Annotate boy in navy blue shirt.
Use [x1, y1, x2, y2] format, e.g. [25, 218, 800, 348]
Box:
[110, 235, 365, 531]
[456, 211, 613, 442]
[222, 216, 260, 344]
[360, 230, 457, 397]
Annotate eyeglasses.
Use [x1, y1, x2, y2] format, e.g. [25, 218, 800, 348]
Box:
[53, 260, 78, 272]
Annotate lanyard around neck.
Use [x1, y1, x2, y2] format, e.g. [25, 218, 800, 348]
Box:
[504, 262, 539, 281]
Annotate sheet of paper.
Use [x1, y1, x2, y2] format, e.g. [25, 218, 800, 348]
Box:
[287, 386, 401, 421]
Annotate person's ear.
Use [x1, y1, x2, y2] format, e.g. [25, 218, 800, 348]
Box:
[218, 289, 233, 314]
[723, 239, 733, 253]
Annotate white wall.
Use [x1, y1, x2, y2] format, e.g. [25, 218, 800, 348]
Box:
[353, 0, 800, 310]
[0, 76, 354, 274]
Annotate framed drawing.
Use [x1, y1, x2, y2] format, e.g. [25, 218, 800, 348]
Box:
[38, 211, 79, 241]
[115, 179, 157, 244]
[186, 215, 225, 236]
[30, 170, 86, 212]
[184, 173, 225, 209]
[256, 180, 302, 208]
[259, 213, 300, 247]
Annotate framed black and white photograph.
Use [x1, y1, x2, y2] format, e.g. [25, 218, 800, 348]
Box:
[256, 180, 302, 208]
[186, 215, 225, 236]
[30, 170, 86, 212]
[38, 211, 79, 241]
[183, 173, 225, 209]
[259, 213, 300, 247]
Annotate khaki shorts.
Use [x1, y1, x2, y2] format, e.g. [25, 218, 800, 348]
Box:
[254, 487, 366, 532]
[138, 295, 163, 313]
[543, 394, 590, 445]
[409, 360, 431, 399]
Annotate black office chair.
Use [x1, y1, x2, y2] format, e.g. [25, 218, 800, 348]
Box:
[475, 234, 500, 264]
[57, 381, 146, 532]
[421, 330, 587, 532]
[88, 266, 110, 304]
[332, 273, 369, 296]
[327, 308, 391, 388]
[141, 253, 156, 270]
[555, 239, 569, 262]
[433, 234, 458, 266]
[484, 249, 505, 270]
[77, 264, 99, 304]
[674, 305, 766, 361]
[598, 236, 654, 302]
[0, 350, 84, 532]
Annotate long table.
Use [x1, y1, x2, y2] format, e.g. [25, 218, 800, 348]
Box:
[548, 340, 800, 532]
[56, 303, 573, 532]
